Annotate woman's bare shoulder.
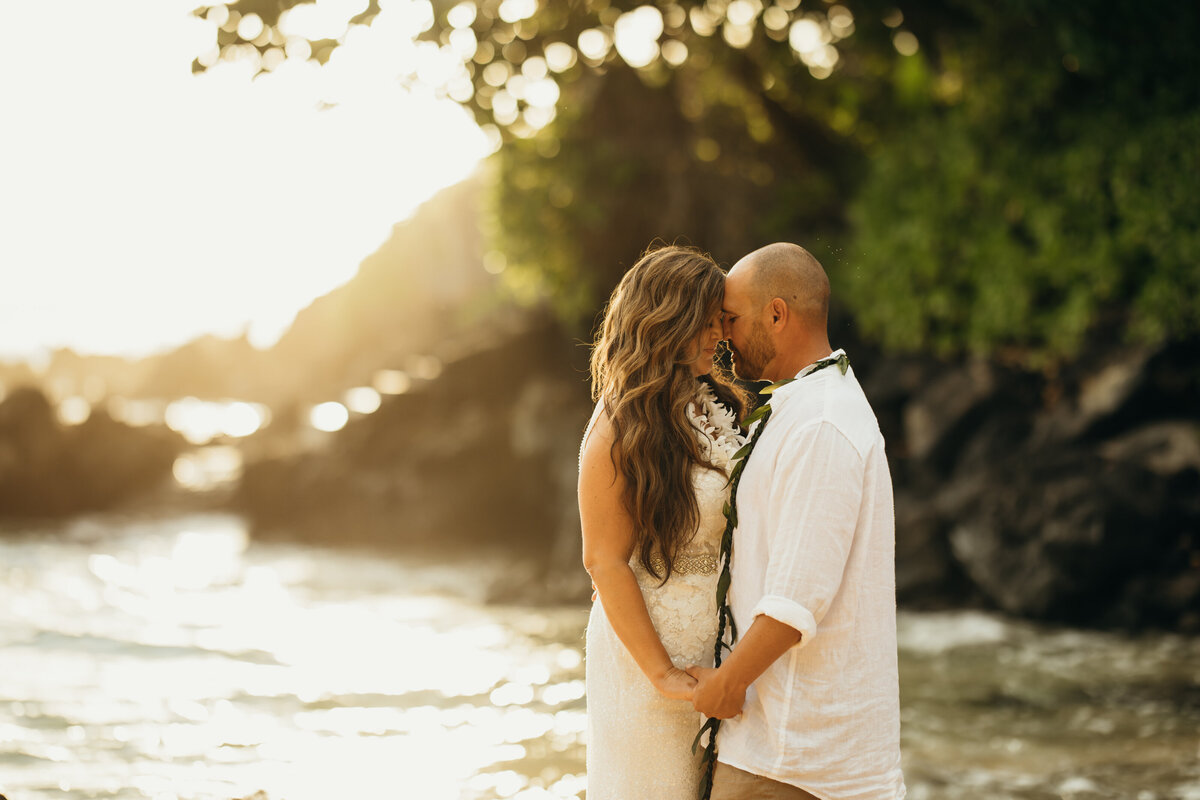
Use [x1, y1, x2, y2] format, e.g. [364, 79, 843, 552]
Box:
[580, 401, 620, 476]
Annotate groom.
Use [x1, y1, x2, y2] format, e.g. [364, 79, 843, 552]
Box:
[688, 243, 906, 799]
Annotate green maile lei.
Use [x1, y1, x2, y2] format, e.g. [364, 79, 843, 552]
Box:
[693, 351, 849, 800]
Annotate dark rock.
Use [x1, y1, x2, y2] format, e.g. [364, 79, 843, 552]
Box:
[1075, 347, 1154, 430]
[0, 386, 60, 475]
[0, 387, 184, 517]
[893, 492, 974, 606]
[857, 353, 937, 458]
[1032, 339, 1200, 445]
[1099, 421, 1200, 477]
[61, 411, 182, 510]
[883, 336, 1200, 629]
[236, 317, 594, 580]
[945, 449, 1190, 626]
[903, 359, 998, 467]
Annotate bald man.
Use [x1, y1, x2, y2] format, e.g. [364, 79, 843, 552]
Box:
[688, 244, 906, 799]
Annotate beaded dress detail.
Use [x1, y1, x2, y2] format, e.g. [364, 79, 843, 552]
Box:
[583, 383, 745, 800]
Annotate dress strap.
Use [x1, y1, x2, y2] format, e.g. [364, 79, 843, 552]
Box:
[578, 399, 606, 470]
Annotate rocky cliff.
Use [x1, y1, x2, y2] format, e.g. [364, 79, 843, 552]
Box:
[0, 386, 184, 517]
[9, 173, 498, 408]
[863, 336, 1200, 630]
[235, 316, 594, 604]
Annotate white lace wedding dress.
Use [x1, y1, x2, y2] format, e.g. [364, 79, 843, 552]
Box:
[583, 383, 744, 800]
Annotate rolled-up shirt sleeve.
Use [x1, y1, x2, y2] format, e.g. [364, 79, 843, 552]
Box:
[749, 420, 864, 648]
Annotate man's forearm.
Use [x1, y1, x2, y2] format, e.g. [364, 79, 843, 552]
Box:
[719, 614, 802, 691]
[687, 614, 802, 718]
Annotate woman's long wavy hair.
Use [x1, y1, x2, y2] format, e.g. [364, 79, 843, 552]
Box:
[590, 244, 748, 581]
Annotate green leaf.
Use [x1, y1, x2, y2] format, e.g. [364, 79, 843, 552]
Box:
[837, 353, 849, 375]
[732, 442, 753, 460]
[759, 378, 795, 395]
[741, 405, 769, 427]
[691, 717, 719, 755]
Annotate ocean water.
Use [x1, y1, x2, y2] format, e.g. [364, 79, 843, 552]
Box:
[0, 512, 1197, 800]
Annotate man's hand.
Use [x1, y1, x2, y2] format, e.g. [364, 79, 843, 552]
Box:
[687, 617, 802, 718]
[686, 665, 746, 719]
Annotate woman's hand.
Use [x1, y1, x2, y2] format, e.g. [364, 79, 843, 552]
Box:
[653, 665, 699, 701]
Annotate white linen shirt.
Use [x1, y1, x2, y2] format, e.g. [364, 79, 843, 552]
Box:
[716, 352, 906, 800]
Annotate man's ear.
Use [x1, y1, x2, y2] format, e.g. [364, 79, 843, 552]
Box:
[769, 297, 789, 328]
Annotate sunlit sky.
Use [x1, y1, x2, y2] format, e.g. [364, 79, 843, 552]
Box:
[0, 0, 491, 362]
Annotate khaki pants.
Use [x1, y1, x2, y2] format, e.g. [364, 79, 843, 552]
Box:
[710, 761, 822, 800]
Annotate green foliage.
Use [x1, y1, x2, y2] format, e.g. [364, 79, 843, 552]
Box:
[487, 61, 853, 334]
[843, 1, 1200, 363]
[1111, 115, 1200, 344]
[189, 0, 1200, 364]
[485, 133, 594, 326]
[845, 109, 1111, 360]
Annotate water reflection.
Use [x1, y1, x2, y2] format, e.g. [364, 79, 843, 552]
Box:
[164, 398, 270, 444]
[173, 446, 244, 490]
[0, 514, 587, 800]
[1, 514, 1197, 800]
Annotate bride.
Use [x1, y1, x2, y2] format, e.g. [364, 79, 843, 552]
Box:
[579, 245, 747, 798]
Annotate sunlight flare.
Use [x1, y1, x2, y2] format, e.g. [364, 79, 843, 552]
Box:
[310, 401, 350, 432]
[614, 6, 664, 68]
[0, 0, 488, 360]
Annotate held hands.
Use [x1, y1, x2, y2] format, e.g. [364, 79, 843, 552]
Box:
[653, 665, 699, 701]
[685, 665, 746, 719]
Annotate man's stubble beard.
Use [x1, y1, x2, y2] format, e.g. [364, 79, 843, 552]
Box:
[730, 323, 775, 381]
